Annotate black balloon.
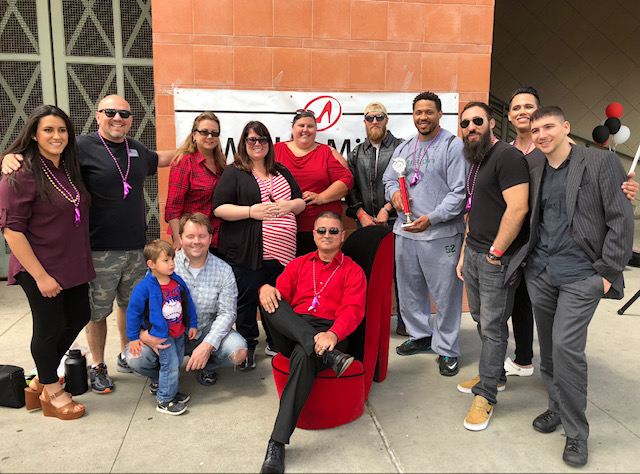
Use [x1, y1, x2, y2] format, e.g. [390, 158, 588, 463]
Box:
[604, 117, 621, 134]
[592, 125, 610, 144]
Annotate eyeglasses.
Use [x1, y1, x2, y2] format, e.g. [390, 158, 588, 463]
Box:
[99, 109, 132, 119]
[195, 129, 220, 137]
[460, 117, 484, 129]
[364, 114, 387, 122]
[314, 227, 341, 235]
[245, 136, 270, 145]
[295, 109, 315, 116]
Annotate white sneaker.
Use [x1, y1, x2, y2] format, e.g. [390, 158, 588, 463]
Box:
[504, 357, 534, 376]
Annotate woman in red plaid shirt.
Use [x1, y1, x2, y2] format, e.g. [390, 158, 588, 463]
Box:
[165, 112, 227, 252]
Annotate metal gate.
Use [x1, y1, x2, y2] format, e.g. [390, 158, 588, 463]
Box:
[0, 0, 158, 277]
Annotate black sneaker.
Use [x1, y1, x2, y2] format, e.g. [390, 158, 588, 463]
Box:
[198, 370, 218, 386]
[149, 382, 159, 395]
[116, 353, 133, 373]
[174, 392, 190, 404]
[396, 337, 432, 356]
[89, 363, 114, 394]
[438, 355, 459, 376]
[563, 437, 588, 467]
[240, 349, 256, 371]
[156, 400, 187, 416]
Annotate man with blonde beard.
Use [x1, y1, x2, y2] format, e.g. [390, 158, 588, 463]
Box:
[347, 101, 406, 335]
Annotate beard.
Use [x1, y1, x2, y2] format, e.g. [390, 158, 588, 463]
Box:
[366, 125, 387, 143]
[463, 128, 493, 164]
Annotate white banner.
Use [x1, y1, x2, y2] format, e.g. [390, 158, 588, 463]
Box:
[173, 89, 459, 162]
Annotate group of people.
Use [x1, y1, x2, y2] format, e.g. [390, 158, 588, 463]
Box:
[0, 88, 636, 471]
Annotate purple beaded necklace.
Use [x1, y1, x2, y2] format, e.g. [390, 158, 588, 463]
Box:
[98, 131, 132, 199]
[466, 136, 498, 212]
[410, 126, 441, 186]
[39, 156, 81, 226]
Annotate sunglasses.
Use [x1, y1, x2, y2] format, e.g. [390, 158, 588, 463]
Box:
[314, 227, 341, 235]
[99, 108, 132, 119]
[195, 129, 220, 137]
[460, 117, 484, 129]
[245, 136, 270, 145]
[364, 114, 387, 122]
[295, 108, 315, 116]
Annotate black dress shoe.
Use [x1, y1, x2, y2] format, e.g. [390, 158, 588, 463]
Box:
[563, 437, 588, 467]
[260, 439, 285, 473]
[533, 409, 562, 433]
[321, 349, 354, 377]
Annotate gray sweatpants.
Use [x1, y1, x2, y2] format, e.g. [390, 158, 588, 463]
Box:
[395, 234, 464, 357]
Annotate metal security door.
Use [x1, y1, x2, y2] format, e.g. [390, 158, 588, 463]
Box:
[0, 0, 158, 277]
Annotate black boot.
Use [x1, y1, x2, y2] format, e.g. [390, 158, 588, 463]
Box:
[260, 439, 285, 473]
[321, 349, 354, 377]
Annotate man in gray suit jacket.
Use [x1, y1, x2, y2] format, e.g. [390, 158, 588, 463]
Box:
[508, 106, 634, 467]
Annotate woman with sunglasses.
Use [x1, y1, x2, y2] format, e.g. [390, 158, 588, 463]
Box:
[213, 121, 305, 368]
[275, 109, 353, 255]
[165, 112, 227, 252]
[0, 105, 94, 420]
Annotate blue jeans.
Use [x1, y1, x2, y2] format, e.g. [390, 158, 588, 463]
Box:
[461, 246, 516, 405]
[157, 334, 185, 403]
[126, 328, 246, 382]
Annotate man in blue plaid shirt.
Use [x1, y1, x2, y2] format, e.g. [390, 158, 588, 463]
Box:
[126, 213, 247, 386]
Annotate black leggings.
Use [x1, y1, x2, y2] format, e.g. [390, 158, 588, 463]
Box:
[16, 272, 91, 384]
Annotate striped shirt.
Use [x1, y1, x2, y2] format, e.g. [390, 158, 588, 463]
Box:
[253, 172, 297, 266]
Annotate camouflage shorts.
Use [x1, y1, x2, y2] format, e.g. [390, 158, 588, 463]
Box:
[89, 249, 146, 322]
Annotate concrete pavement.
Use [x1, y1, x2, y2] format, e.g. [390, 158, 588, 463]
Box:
[1, 265, 640, 473]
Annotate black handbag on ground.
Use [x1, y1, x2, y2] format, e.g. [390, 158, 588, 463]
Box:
[0, 365, 27, 408]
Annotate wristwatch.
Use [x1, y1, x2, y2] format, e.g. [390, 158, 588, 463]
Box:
[486, 252, 501, 262]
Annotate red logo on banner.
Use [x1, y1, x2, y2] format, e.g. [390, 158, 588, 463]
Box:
[304, 96, 342, 132]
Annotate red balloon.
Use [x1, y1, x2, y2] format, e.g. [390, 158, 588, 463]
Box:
[606, 102, 623, 118]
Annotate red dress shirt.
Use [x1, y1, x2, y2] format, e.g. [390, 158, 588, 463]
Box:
[165, 151, 222, 247]
[275, 142, 353, 232]
[276, 251, 366, 342]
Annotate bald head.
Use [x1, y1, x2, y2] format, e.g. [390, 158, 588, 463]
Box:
[95, 94, 133, 143]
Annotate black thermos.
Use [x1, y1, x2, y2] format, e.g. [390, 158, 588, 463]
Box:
[64, 349, 88, 395]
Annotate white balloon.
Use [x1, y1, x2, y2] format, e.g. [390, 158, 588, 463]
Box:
[613, 125, 631, 145]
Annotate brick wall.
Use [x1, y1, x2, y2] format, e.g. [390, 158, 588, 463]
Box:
[151, 0, 495, 233]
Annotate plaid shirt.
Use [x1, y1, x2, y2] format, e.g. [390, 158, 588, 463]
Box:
[174, 249, 238, 350]
[165, 151, 222, 247]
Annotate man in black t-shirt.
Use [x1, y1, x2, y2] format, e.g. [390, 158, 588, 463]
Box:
[455, 102, 530, 432]
[1, 95, 173, 393]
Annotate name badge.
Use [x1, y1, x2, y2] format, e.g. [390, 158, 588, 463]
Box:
[130, 149, 140, 157]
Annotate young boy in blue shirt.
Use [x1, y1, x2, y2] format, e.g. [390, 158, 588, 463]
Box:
[127, 240, 197, 415]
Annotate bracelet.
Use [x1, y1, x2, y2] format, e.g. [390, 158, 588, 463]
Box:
[489, 245, 504, 257]
[356, 211, 365, 220]
[381, 206, 390, 214]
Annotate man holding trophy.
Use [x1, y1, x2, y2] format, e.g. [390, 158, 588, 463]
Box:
[382, 91, 468, 376]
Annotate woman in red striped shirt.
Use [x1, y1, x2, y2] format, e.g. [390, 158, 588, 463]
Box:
[213, 121, 306, 369]
[165, 112, 226, 252]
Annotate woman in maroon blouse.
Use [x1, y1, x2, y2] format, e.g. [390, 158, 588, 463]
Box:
[0, 105, 95, 420]
[165, 112, 227, 252]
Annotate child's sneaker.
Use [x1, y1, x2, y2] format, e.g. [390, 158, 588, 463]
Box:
[174, 392, 190, 404]
[156, 400, 187, 415]
[149, 382, 159, 395]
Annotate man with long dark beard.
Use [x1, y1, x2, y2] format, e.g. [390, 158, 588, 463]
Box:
[455, 101, 530, 431]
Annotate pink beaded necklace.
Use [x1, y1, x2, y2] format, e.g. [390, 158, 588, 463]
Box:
[98, 131, 132, 199]
[39, 156, 81, 226]
[308, 253, 344, 311]
[514, 135, 534, 154]
[410, 127, 441, 186]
